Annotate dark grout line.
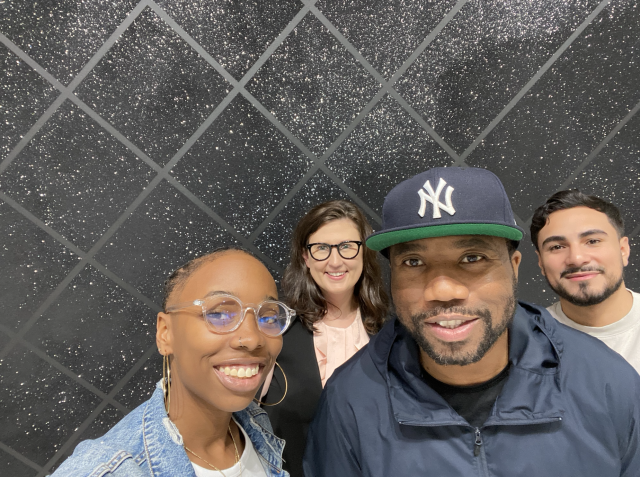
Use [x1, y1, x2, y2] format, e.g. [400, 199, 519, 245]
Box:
[319, 166, 382, 225]
[0, 324, 129, 414]
[629, 222, 640, 241]
[455, 0, 613, 165]
[522, 98, 640, 227]
[0, 94, 66, 175]
[0, 192, 162, 313]
[247, 167, 320, 242]
[166, 177, 284, 274]
[246, 0, 466, 241]
[389, 0, 468, 83]
[0, 441, 42, 473]
[0, 260, 88, 361]
[389, 90, 461, 162]
[556, 99, 640, 191]
[35, 400, 111, 477]
[36, 345, 157, 476]
[0, 0, 149, 175]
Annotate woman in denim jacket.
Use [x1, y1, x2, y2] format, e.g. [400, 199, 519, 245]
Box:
[52, 247, 293, 477]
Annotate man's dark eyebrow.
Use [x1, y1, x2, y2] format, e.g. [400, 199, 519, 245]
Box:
[579, 229, 608, 238]
[391, 241, 427, 255]
[541, 235, 565, 248]
[451, 236, 499, 252]
[541, 229, 609, 248]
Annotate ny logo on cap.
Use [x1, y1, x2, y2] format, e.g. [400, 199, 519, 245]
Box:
[418, 178, 456, 219]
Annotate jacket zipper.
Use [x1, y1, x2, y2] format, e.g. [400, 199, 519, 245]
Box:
[474, 427, 490, 477]
[474, 428, 482, 457]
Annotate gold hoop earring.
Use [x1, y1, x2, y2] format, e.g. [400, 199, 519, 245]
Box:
[254, 362, 287, 407]
[163, 353, 171, 415]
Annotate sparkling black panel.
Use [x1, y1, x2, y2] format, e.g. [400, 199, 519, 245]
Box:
[75, 8, 230, 166]
[517, 239, 554, 307]
[396, 0, 602, 154]
[116, 352, 162, 410]
[626, 236, 640, 292]
[570, 113, 640, 235]
[0, 451, 37, 477]
[0, 202, 78, 330]
[95, 180, 238, 304]
[326, 94, 454, 214]
[1, 101, 155, 250]
[0, 0, 138, 84]
[156, 0, 303, 80]
[0, 44, 59, 162]
[317, 0, 456, 79]
[25, 264, 155, 393]
[0, 345, 101, 466]
[468, 0, 640, 220]
[247, 14, 381, 157]
[171, 95, 312, 236]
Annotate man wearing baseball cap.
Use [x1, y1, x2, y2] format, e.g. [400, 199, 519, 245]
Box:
[303, 167, 639, 476]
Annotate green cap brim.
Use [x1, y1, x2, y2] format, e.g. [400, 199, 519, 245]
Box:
[366, 223, 524, 252]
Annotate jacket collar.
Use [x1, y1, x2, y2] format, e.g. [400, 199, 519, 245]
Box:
[141, 382, 285, 476]
[370, 302, 566, 428]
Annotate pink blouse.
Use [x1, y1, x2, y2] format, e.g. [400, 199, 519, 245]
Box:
[313, 308, 370, 387]
[259, 309, 370, 397]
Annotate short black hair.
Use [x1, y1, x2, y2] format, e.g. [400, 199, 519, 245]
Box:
[161, 246, 260, 312]
[530, 189, 624, 251]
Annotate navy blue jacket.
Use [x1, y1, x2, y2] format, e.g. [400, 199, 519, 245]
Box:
[304, 303, 640, 476]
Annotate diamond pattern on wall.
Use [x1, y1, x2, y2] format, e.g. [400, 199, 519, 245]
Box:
[75, 7, 231, 166]
[247, 13, 381, 157]
[0, 0, 639, 474]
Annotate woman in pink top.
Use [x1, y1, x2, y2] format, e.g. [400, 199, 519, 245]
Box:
[263, 200, 388, 477]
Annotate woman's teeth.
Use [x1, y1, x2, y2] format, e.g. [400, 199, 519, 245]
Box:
[436, 319, 466, 329]
[218, 365, 260, 378]
[327, 272, 345, 277]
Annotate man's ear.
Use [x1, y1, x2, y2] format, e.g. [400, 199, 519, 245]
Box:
[157, 312, 173, 356]
[536, 250, 546, 277]
[511, 250, 522, 281]
[620, 236, 630, 267]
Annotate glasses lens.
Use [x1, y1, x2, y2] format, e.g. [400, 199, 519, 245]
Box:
[338, 242, 359, 259]
[310, 243, 331, 260]
[257, 302, 289, 336]
[203, 296, 242, 331]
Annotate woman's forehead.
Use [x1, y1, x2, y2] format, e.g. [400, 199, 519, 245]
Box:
[179, 251, 277, 300]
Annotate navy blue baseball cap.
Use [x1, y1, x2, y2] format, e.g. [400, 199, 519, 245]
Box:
[366, 167, 524, 252]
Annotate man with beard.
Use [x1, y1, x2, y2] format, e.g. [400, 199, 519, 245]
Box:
[303, 167, 639, 477]
[531, 189, 639, 373]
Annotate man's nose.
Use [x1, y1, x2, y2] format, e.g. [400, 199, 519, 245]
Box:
[423, 275, 469, 303]
[566, 245, 590, 267]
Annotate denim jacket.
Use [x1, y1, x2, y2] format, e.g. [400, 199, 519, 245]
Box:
[52, 381, 288, 477]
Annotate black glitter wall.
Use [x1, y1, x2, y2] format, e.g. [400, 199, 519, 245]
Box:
[1, 1, 639, 475]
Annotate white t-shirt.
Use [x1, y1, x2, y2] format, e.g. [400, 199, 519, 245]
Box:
[547, 289, 640, 374]
[191, 420, 268, 477]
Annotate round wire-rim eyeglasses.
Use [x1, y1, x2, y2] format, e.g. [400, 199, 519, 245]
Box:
[306, 241, 362, 261]
[165, 293, 295, 337]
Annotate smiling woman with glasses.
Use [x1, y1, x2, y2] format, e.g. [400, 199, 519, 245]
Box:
[51, 247, 290, 477]
[261, 200, 389, 477]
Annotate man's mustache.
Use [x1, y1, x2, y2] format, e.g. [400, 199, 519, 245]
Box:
[560, 266, 604, 279]
[413, 306, 491, 321]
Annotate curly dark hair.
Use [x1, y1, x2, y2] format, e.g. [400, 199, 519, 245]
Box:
[530, 189, 624, 251]
[282, 200, 389, 334]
